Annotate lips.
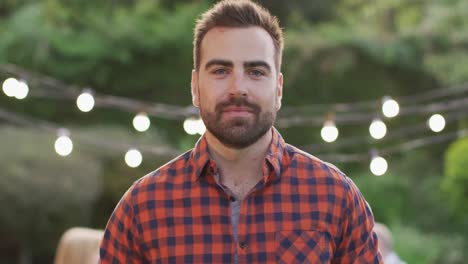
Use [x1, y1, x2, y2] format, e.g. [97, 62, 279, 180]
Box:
[222, 106, 254, 113]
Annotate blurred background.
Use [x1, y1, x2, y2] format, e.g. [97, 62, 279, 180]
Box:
[1, 0, 467, 263]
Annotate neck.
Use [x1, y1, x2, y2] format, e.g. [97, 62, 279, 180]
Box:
[205, 129, 272, 182]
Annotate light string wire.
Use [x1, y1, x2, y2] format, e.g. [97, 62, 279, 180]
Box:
[1, 106, 467, 163]
[2, 63, 468, 127]
[0, 107, 180, 158]
[301, 109, 468, 152]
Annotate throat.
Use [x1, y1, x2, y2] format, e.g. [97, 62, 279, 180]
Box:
[219, 171, 263, 200]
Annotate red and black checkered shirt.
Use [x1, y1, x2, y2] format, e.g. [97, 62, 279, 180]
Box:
[100, 128, 382, 263]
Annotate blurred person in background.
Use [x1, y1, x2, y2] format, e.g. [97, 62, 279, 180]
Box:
[54, 227, 103, 264]
[99, 0, 382, 263]
[374, 222, 407, 264]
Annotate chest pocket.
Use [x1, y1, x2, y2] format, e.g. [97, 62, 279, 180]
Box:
[276, 230, 332, 264]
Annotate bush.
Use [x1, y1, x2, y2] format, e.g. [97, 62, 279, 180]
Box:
[442, 138, 468, 217]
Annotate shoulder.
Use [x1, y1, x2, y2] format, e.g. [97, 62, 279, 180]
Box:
[283, 144, 364, 197]
[285, 144, 347, 181]
[126, 149, 194, 198]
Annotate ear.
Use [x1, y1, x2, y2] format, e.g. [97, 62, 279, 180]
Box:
[191, 70, 199, 108]
[275, 72, 283, 111]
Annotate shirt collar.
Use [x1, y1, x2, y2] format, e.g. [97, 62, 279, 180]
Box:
[264, 127, 286, 182]
[190, 127, 286, 182]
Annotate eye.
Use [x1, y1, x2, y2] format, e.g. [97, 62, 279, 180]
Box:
[212, 68, 229, 75]
[248, 69, 265, 77]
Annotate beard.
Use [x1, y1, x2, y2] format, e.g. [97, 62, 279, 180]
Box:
[199, 96, 276, 149]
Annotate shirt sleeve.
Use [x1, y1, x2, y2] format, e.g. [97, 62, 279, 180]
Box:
[99, 185, 145, 263]
[333, 177, 383, 264]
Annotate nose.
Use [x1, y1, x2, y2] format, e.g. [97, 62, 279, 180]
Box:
[228, 70, 248, 97]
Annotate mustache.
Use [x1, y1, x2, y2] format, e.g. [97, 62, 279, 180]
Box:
[215, 97, 261, 113]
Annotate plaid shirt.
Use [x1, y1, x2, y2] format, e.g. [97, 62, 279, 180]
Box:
[100, 128, 382, 263]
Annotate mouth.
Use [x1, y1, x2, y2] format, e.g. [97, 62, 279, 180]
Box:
[222, 106, 254, 113]
[221, 106, 255, 118]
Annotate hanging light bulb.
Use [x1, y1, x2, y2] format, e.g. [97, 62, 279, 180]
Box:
[369, 150, 388, 176]
[133, 112, 151, 132]
[195, 118, 206, 135]
[321, 120, 339, 143]
[2, 77, 18, 97]
[15, 79, 29, 100]
[428, 114, 446, 133]
[54, 129, 73, 157]
[184, 117, 206, 135]
[382, 96, 400, 118]
[125, 148, 143, 168]
[369, 118, 387, 140]
[183, 117, 199, 135]
[76, 89, 95, 112]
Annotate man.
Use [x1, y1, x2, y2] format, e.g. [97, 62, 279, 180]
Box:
[99, 0, 382, 263]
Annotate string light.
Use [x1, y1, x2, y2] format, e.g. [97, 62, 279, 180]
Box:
[321, 119, 339, 143]
[2, 77, 18, 97]
[54, 129, 73, 156]
[195, 118, 206, 135]
[3, 64, 468, 128]
[382, 96, 400, 118]
[3, 64, 468, 116]
[303, 109, 468, 154]
[76, 89, 95, 112]
[125, 148, 142, 168]
[183, 117, 206, 135]
[15, 79, 29, 100]
[2, 107, 468, 177]
[428, 114, 446, 132]
[369, 118, 387, 139]
[183, 117, 199, 135]
[2, 77, 29, 99]
[3, 64, 468, 174]
[133, 112, 151, 132]
[369, 150, 388, 176]
[276, 96, 468, 128]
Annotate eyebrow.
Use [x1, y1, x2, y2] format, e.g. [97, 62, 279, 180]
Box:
[244, 60, 271, 72]
[204, 59, 272, 73]
[204, 59, 233, 70]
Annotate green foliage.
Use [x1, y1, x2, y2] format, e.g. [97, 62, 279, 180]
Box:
[351, 149, 467, 263]
[442, 138, 468, 217]
[353, 150, 461, 232]
[1, 0, 468, 262]
[391, 224, 465, 264]
[334, 0, 468, 85]
[78, 125, 174, 228]
[0, 125, 102, 262]
[1, 0, 205, 100]
[0, 124, 173, 263]
[350, 170, 410, 225]
[0, 0, 209, 144]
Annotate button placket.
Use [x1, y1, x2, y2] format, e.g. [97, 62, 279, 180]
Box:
[239, 241, 247, 249]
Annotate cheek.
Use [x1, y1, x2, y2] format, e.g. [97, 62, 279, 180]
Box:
[197, 85, 219, 109]
[199, 80, 227, 101]
[256, 88, 278, 107]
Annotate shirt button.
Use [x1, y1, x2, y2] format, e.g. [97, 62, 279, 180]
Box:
[239, 242, 247, 249]
[229, 196, 236, 202]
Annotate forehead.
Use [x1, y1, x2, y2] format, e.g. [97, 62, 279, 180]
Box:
[200, 26, 275, 68]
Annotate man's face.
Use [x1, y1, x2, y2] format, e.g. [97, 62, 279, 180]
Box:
[191, 26, 283, 149]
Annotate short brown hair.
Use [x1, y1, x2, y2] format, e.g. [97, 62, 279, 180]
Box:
[193, 0, 284, 72]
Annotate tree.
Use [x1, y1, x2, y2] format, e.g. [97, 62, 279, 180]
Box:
[0, 126, 102, 263]
[442, 137, 468, 217]
[1, 0, 468, 262]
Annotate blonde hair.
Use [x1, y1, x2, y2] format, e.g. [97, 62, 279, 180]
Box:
[373, 222, 393, 257]
[54, 227, 104, 264]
